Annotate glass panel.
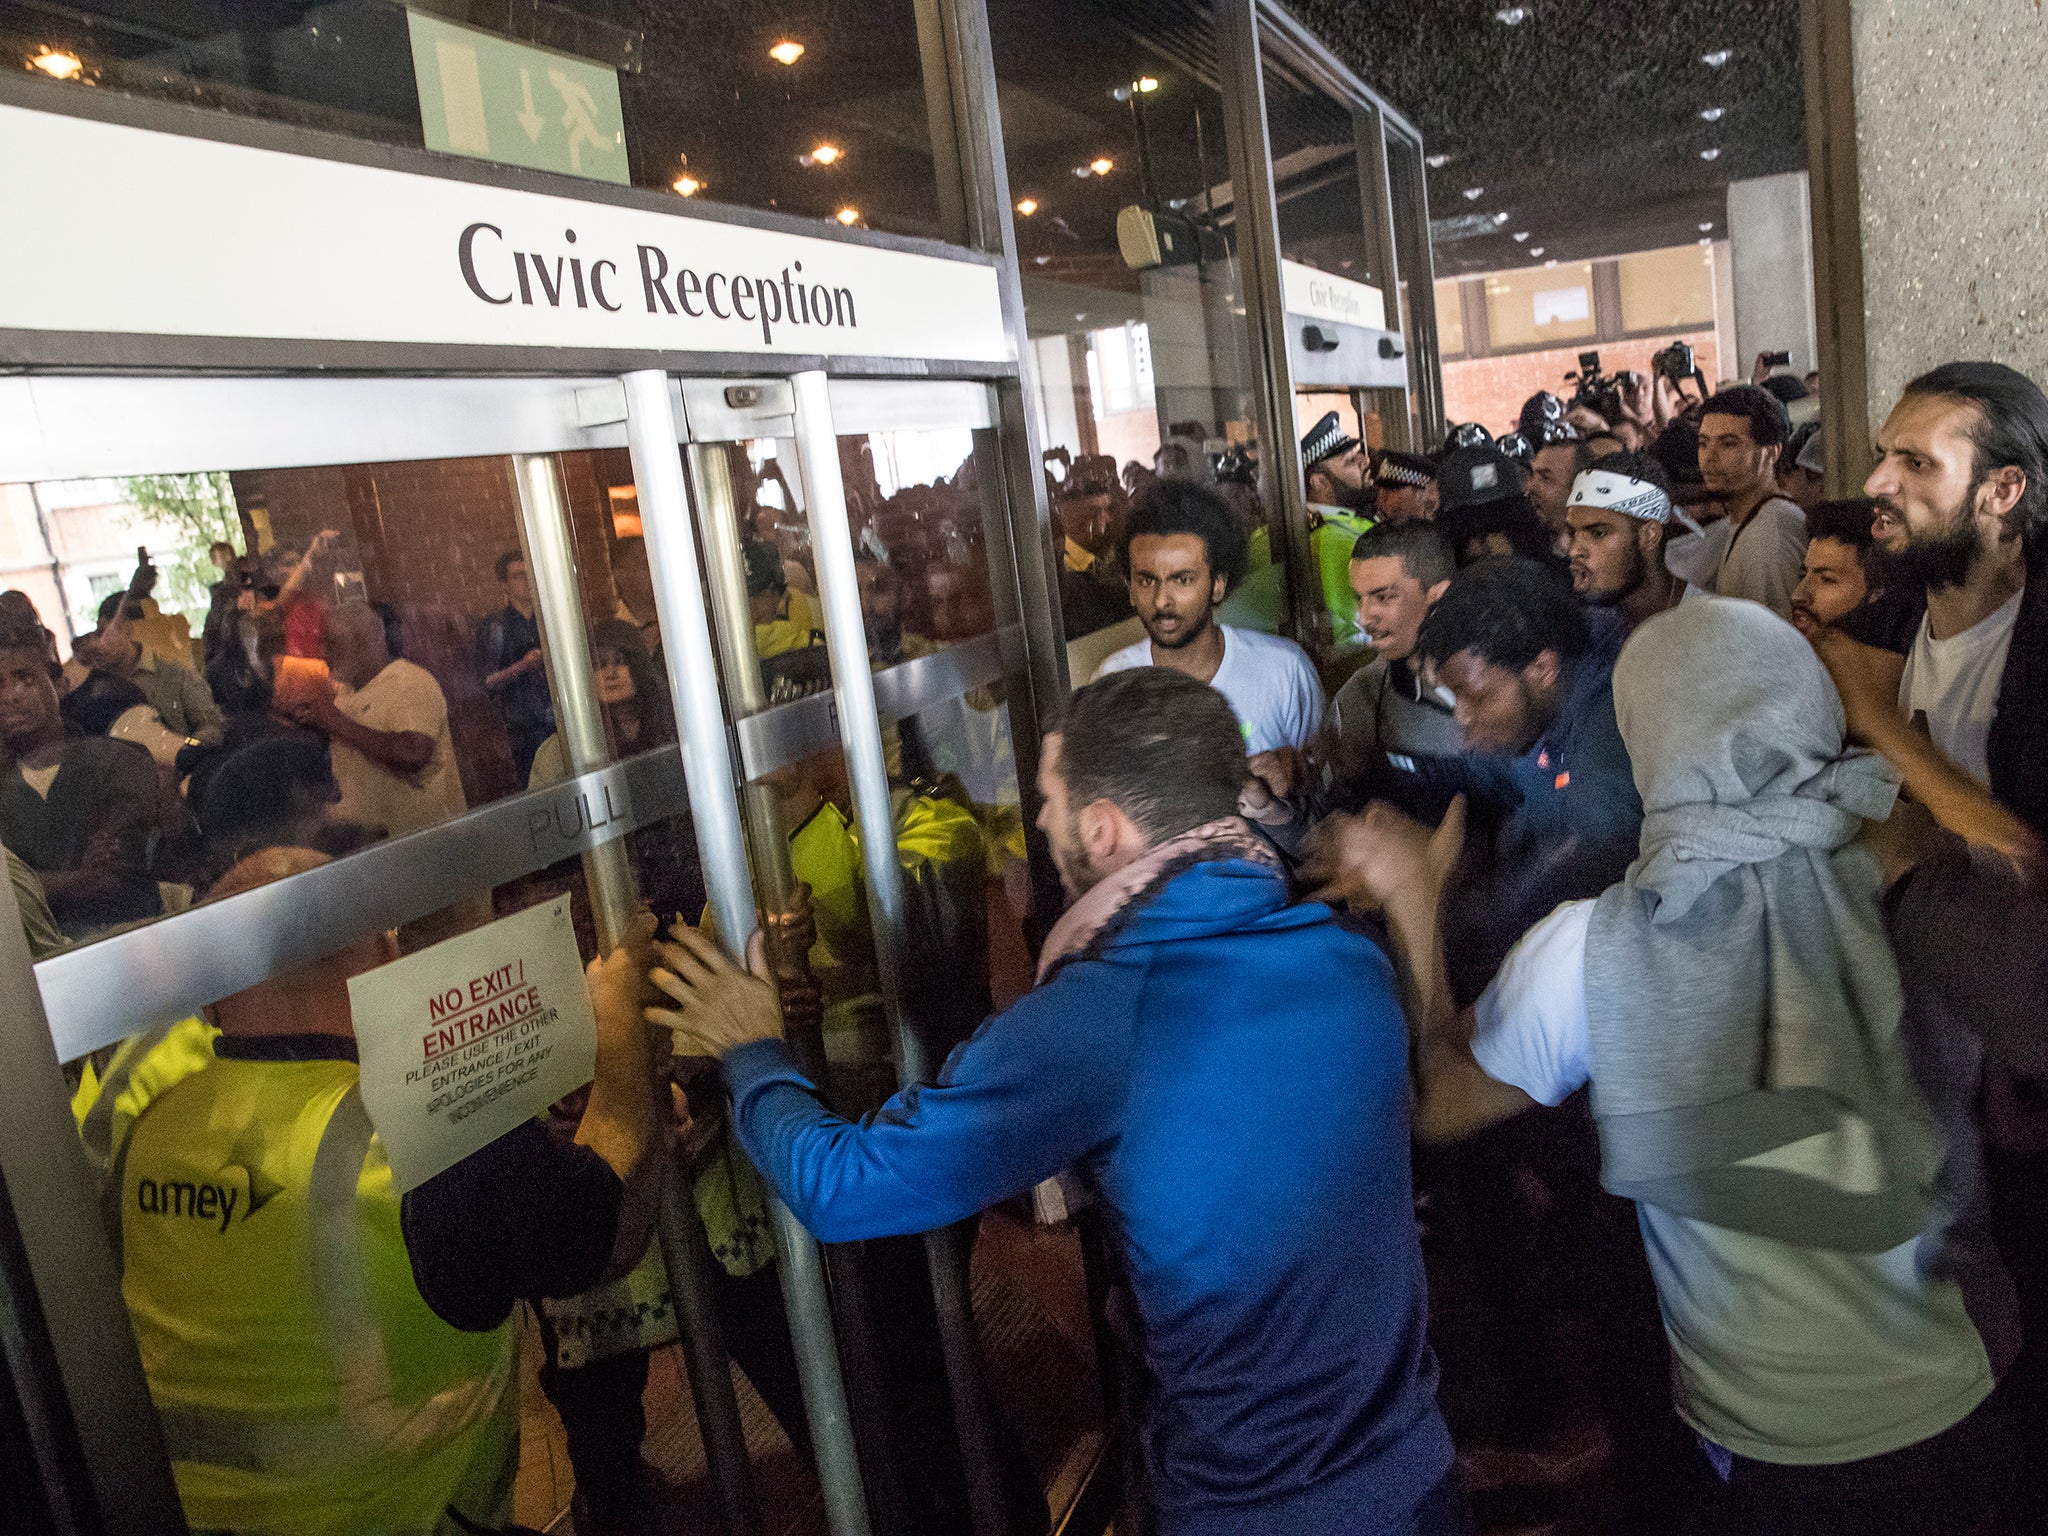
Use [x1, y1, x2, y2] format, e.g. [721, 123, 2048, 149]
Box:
[1436, 278, 1466, 356]
[1384, 134, 1442, 445]
[2, 1, 947, 238]
[2, 454, 599, 954]
[1260, 44, 1375, 286]
[991, 0, 1268, 658]
[1484, 261, 1596, 350]
[1618, 243, 1716, 333]
[12, 433, 793, 1532]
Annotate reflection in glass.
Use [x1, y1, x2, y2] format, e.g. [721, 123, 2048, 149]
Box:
[992, 0, 1268, 647]
[0, 0, 948, 238]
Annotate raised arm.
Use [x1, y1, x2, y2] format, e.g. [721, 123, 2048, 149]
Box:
[646, 924, 1130, 1241]
[1303, 798, 1536, 1142]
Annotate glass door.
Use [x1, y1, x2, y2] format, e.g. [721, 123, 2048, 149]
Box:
[0, 371, 844, 1536]
[670, 374, 1109, 1536]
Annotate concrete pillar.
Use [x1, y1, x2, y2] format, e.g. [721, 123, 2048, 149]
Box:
[1711, 238, 1737, 385]
[1727, 172, 1819, 379]
[1805, 0, 2048, 489]
[1845, 0, 2048, 418]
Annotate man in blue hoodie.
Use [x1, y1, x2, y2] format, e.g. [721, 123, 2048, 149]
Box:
[647, 666, 1461, 1536]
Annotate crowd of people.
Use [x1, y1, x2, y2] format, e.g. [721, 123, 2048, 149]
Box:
[9, 348, 2048, 1536]
[657, 355, 2048, 1536]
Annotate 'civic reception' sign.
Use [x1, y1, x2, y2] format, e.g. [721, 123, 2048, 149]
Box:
[350, 896, 595, 1193]
[1281, 259, 1389, 334]
[0, 102, 1010, 362]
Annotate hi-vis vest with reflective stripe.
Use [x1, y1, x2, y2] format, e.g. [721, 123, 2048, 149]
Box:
[116, 1055, 517, 1536]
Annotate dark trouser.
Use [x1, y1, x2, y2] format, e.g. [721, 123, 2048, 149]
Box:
[536, 1347, 648, 1533]
[1702, 1389, 2024, 1536]
[535, 1260, 814, 1532]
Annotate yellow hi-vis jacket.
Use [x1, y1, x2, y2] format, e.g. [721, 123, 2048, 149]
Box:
[113, 1052, 518, 1536]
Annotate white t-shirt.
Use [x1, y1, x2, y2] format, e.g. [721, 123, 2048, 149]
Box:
[331, 659, 468, 838]
[1897, 589, 2022, 787]
[1093, 623, 1324, 755]
[1471, 900, 1994, 1465]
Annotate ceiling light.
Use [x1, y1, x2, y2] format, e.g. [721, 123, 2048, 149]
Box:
[1699, 237, 1713, 247]
[1494, 211, 1511, 224]
[1530, 246, 1546, 256]
[1700, 146, 1721, 160]
[27, 46, 83, 79]
[1545, 258, 1558, 268]
[836, 206, 861, 226]
[1015, 197, 1038, 216]
[1701, 48, 1731, 66]
[768, 40, 805, 65]
[1512, 231, 1530, 242]
[1034, 254, 1051, 265]
[1090, 156, 1115, 175]
[1426, 153, 1450, 169]
[672, 156, 703, 197]
[1072, 165, 1093, 178]
[1462, 186, 1484, 201]
[1494, 6, 1529, 23]
[1136, 75, 1159, 92]
[808, 142, 841, 166]
[1700, 105, 1725, 122]
[1699, 221, 1714, 232]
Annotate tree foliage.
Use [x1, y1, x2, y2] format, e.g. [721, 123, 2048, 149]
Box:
[117, 472, 242, 623]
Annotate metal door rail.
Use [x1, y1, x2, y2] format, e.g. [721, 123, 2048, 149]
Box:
[32, 746, 691, 1063]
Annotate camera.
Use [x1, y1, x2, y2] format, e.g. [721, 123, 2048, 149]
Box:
[1652, 338, 1708, 397]
[1565, 350, 1621, 422]
[1762, 349, 1792, 369]
[1652, 340, 1694, 382]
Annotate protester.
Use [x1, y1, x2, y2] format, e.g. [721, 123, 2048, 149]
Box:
[1524, 426, 1592, 550]
[1790, 499, 1920, 651]
[1325, 523, 1461, 762]
[1052, 456, 1133, 638]
[76, 589, 225, 744]
[1435, 445, 1558, 568]
[280, 602, 465, 843]
[1781, 424, 1827, 511]
[1312, 598, 2024, 1536]
[106, 846, 662, 1536]
[1094, 480, 1324, 797]
[0, 607, 165, 937]
[645, 667, 1464, 1536]
[1564, 451, 1684, 627]
[476, 549, 556, 781]
[1807, 363, 2048, 1510]
[1407, 559, 1640, 1000]
[1665, 384, 1806, 615]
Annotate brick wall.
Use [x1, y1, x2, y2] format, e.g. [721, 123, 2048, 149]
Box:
[230, 449, 641, 807]
[1442, 330, 1722, 437]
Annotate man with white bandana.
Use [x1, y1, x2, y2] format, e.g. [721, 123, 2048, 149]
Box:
[1565, 451, 1686, 627]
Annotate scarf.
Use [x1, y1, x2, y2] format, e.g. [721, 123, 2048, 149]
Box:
[1583, 597, 1941, 1251]
[1037, 816, 1279, 983]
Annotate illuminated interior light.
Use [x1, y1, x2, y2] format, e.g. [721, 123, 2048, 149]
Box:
[769, 40, 805, 65]
[1015, 197, 1039, 216]
[28, 47, 83, 79]
[836, 206, 861, 226]
[1090, 156, 1114, 175]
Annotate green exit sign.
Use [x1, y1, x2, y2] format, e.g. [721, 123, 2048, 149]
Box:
[408, 11, 629, 186]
